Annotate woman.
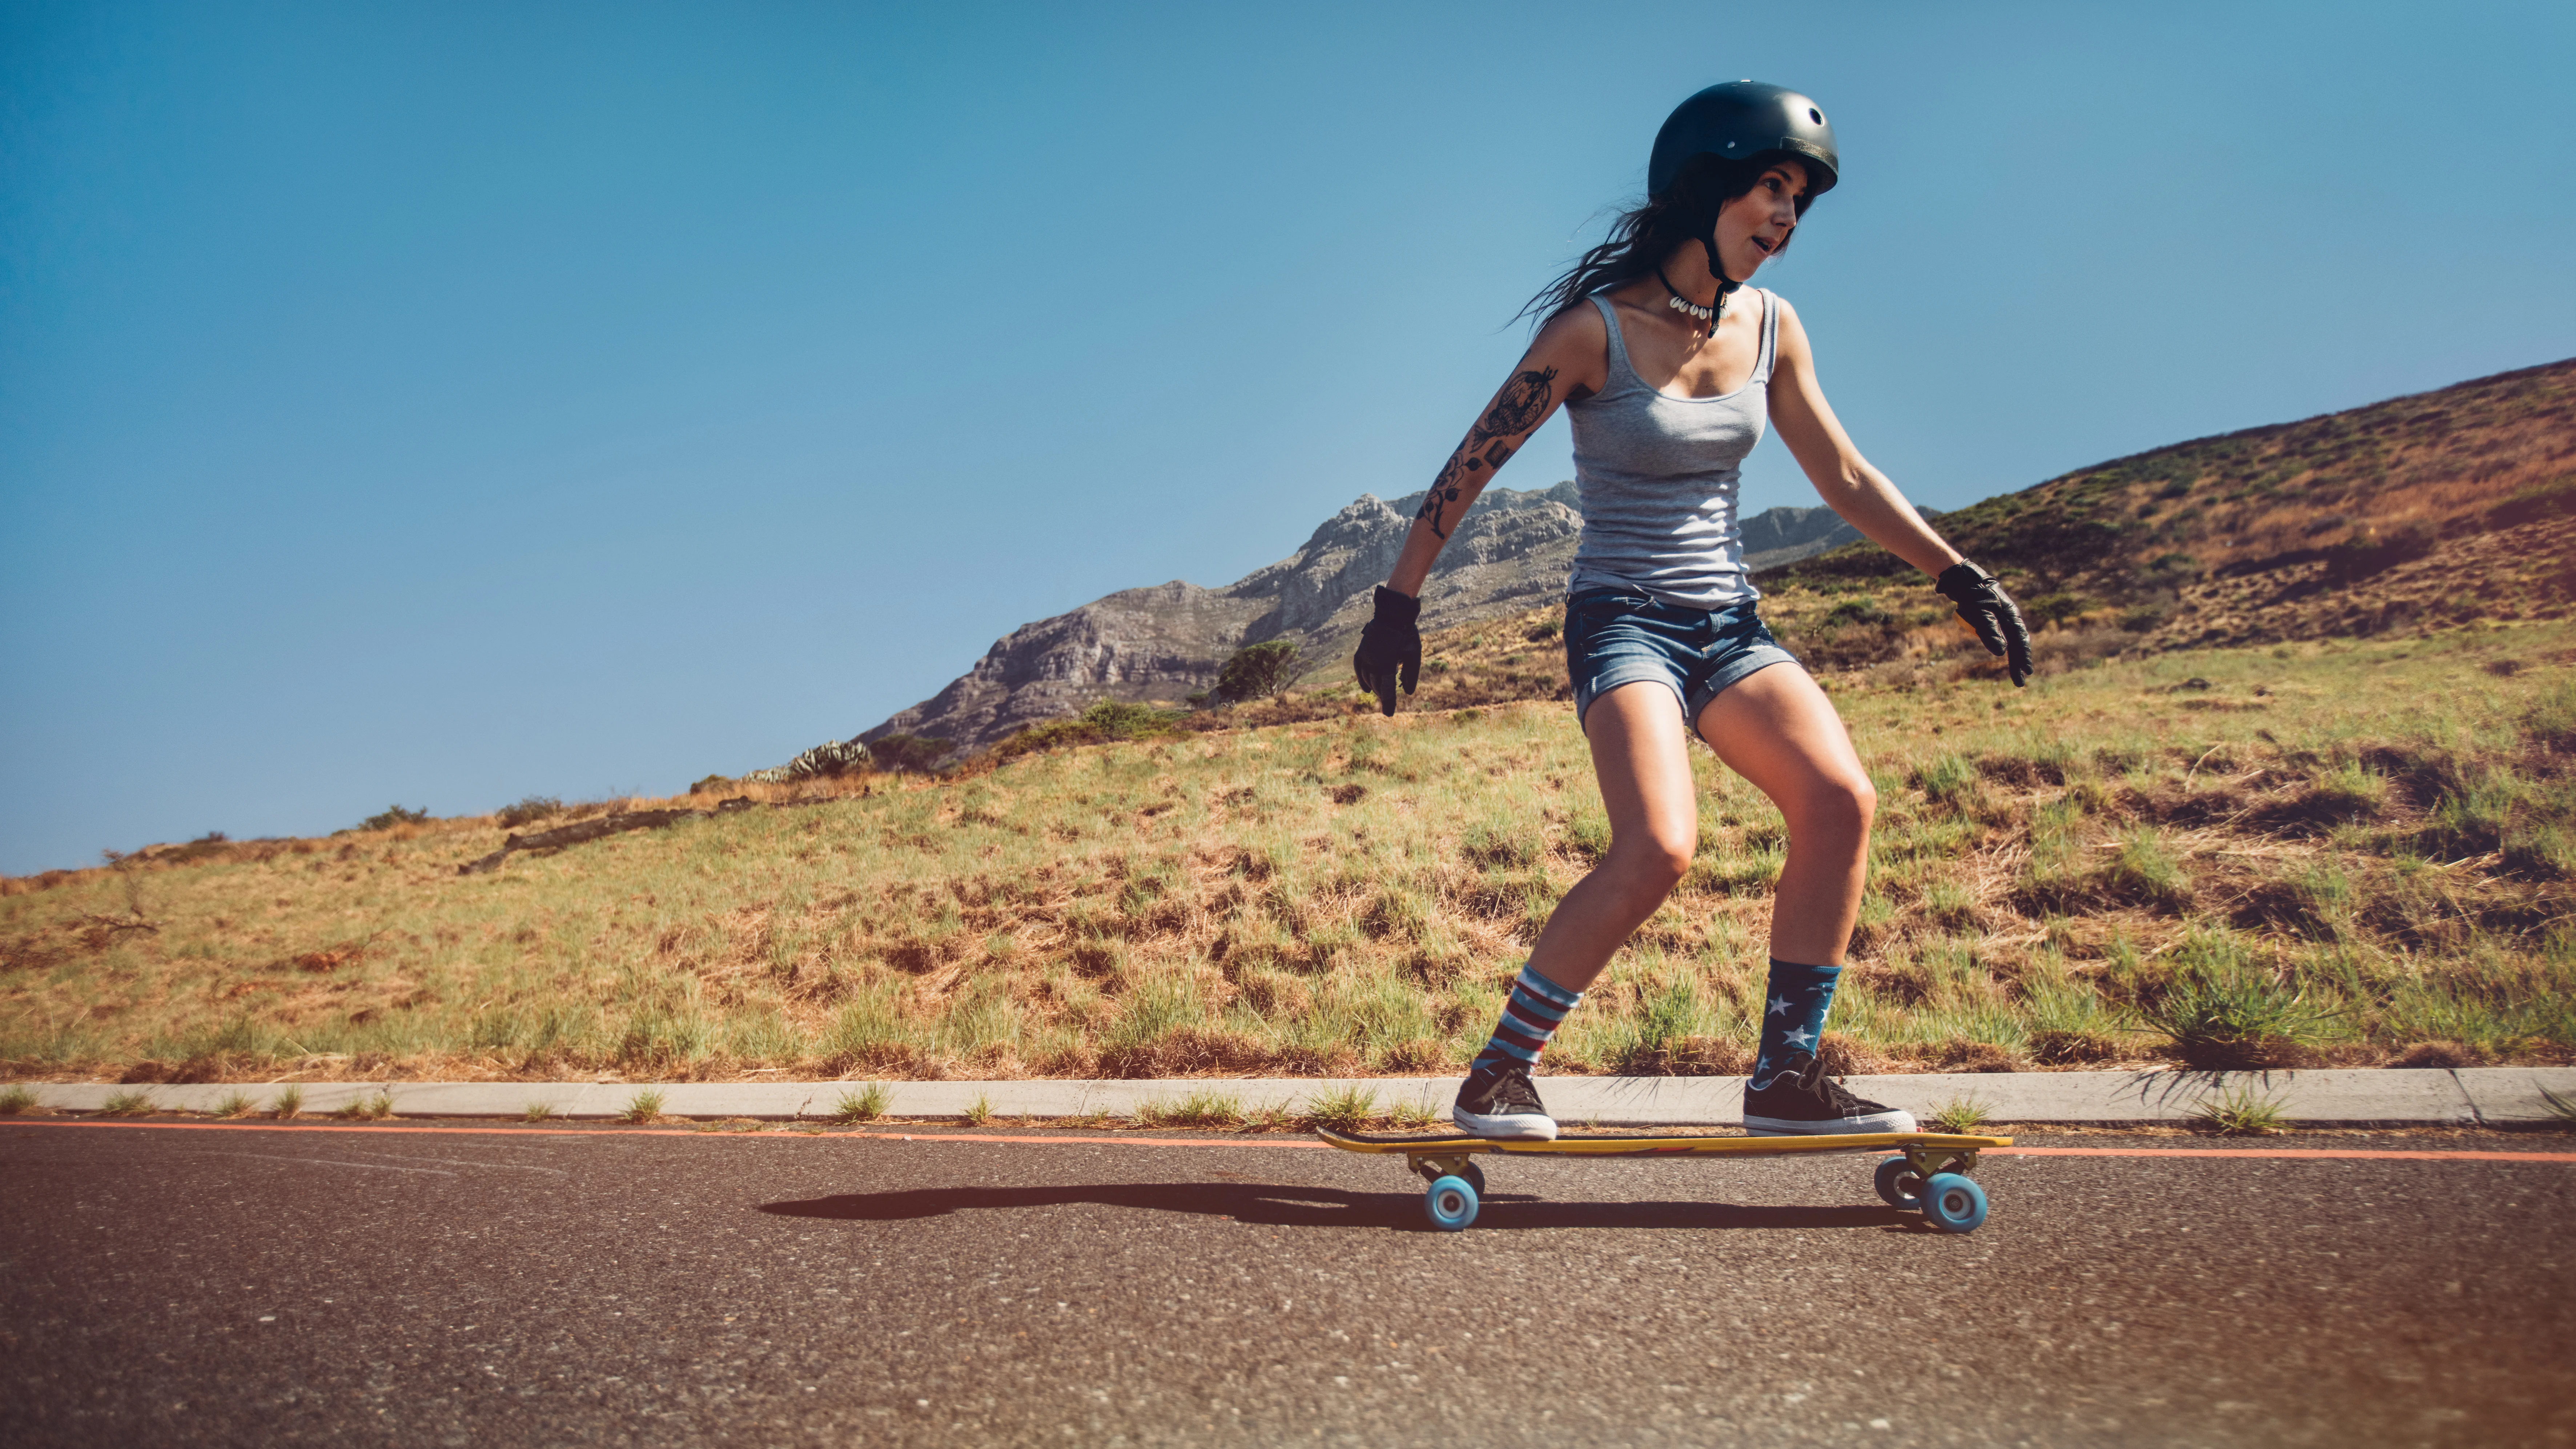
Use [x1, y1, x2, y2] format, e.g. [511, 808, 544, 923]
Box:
[1354, 81, 2033, 1141]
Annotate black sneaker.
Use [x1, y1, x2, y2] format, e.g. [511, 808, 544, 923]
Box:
[1452, 1060, 1557, 1141]
[1741, 1052, 1917, 1136]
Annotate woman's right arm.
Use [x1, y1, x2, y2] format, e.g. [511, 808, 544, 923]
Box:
[1355, 304, 1604, 714]
[1384, 304, 1606, 595]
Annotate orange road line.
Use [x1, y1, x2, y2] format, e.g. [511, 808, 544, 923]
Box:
[1993, 1146, 2576, 1162]
[9, 1119, 2576, 1161]
[0, 1119, 1326, 1147]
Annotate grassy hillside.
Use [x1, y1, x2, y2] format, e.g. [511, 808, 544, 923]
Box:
[1773, 357, 2575, 649]
[6, 619, 2570, 1084]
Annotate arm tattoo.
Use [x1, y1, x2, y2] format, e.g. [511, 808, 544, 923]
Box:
[1472, 366, 1558, 446]
[1419, 449, 1475, 538]
[1418, 365, 1557, 540]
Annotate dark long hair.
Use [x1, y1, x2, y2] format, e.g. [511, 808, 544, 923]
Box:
[1517, 153, 1817, 327]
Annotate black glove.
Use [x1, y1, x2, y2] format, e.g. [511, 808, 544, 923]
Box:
[1352, 585, 1422, 717]
[1934, 561, 2033, 687]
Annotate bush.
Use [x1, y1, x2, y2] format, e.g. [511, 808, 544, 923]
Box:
[2024, 593, 2092, 627]
[995, 701, 1186, 761]
[2135, 953, 2323, 1070]
[495, 796, 564, 829]
[1214, 641, 1302, 702]
[870, 735, 955, 773]
[2322, 521, 2435, 584]
[360, 805, 430, 831]
[1823, 597, 1891, 629]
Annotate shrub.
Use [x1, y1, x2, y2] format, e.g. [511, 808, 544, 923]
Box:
[1214, 641, 1302, 702]
[995, 701, 1186, 760]
[2136, 959, 2322, 1070]
[2321, 521, 2435, 584]
[1824, 597, 1891, 629]
[2024, 594, 2091, 627]
[360, 805, 430, 831]
[870, 735, 956, 773]
[495, 796, 565, 829]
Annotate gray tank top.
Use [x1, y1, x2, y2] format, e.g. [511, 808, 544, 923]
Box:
[1563, 288, 1778, 609]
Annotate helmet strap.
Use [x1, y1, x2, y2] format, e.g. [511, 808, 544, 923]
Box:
[1699, 230, 1746, 317]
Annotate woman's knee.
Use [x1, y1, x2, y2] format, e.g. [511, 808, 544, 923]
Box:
[1794, 773, 1876, 840]
[1607, 834, 1695, 893]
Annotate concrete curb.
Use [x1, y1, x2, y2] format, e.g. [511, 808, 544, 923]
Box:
[13, 1068, 2573, 1128]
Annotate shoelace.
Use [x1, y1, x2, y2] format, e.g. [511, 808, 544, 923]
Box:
[1787, 1055, 1870, 1112]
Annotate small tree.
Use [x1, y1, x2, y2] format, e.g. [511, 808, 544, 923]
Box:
[1214, 640, 1302, 702]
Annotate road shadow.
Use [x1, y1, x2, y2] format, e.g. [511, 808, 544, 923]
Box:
[758, 1181, 1914, 1233]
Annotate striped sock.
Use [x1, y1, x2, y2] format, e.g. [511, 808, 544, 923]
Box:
[1471, 965, 1584, 1075]
[1751, 957, 1843, 1089]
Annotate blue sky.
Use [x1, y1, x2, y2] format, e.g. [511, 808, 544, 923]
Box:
[3, 0, 2571, 874]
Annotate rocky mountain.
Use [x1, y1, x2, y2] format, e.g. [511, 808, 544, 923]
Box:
[862, 484, 1867, 753]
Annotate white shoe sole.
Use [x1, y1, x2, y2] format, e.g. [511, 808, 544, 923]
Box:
[1742, 1109, 1918, 1137]
[1452, 1107, 1558, 1141]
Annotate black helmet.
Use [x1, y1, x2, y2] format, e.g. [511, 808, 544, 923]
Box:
[1648, 80, 1839, 201]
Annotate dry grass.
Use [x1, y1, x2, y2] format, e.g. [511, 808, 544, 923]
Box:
[3, 618, 2571, 1083]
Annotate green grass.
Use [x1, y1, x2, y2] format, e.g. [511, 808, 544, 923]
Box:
[830, 1083, 890, 1123]
[522, 1101, 557, 1123]
[270, 1084, 302, 1118]
[1134, 1088, 1242, 1128]
[2193, 1082, 2290, 1136]
[961, 1093, 994, 1127]
[1929, 1097, 1993, 1134]
[337, 1090, 394, 1120]
[3, 619, 2572, 1081]
[0, 1084, 36, 1115]
[620, 1089, 664, 1124]
[100, 1089, 154, 1116]
[212, 1090, 253, 1118]
[1303, 1085, 1378, 1132]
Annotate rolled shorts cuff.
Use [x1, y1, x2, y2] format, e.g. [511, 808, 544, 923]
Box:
[1681, 645, 1798, 724]
[1571, 649, 1796, 728]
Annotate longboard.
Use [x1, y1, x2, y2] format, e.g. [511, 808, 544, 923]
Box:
[1316, 1126, 2013, 1234]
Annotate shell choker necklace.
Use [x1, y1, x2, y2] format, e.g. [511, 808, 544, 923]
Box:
[1656, 263, 1738, 328]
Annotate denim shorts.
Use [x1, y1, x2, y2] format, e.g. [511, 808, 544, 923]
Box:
[1563, 587, 1801, 729]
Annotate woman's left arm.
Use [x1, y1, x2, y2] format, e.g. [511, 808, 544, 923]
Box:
[1764, 296, 1961, 577]
[1768, 296, 2033, 685]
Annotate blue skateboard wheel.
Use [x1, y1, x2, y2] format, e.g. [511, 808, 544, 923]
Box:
[1424, 1175, 1480, 1231]
[1919, 1172, 1988, 1233]
[1874, 1155, 1924, 1209]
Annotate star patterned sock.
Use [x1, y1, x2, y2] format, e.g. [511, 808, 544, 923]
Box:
[1750, 957, 1842, 1089]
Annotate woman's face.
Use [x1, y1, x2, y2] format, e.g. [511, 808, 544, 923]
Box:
[1710, 158, 1807, 282]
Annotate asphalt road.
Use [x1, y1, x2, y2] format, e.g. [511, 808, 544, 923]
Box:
[2, 1119, 2571, 1448]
